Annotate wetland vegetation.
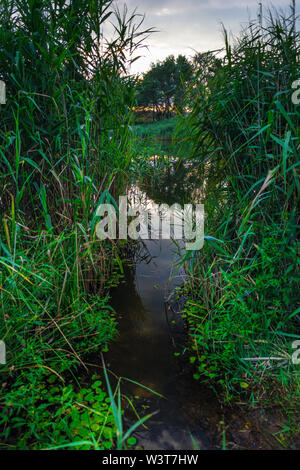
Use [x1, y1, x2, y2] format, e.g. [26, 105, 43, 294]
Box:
[0, 0, 299, 450]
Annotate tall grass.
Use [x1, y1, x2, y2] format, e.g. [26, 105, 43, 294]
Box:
[0, 0, 151, 449]
[177, 4, 300, 403]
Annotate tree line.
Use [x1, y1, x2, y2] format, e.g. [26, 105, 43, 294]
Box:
[135, 52, 221, 120]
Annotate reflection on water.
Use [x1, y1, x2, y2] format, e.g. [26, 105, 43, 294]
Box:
[101, 161, 282, 451]
[104, 167, 216, 450]
[107, 232, 213, 450]
[109, 237, 186, 394]
[140, 160, 206, 206]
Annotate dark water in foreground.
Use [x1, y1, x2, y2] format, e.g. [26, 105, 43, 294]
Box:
[102, 169, 282, 450]
[104, 180, 220, 450]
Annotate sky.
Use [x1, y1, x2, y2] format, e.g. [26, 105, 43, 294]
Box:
[114, 0, 298, 74]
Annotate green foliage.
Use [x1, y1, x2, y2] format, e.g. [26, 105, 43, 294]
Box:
[0, 373, 117, 450]
[0, 0, 151, 222]
[0, 222, 120, 448]
[132, 117, 177, 156]
[129, 118, 179, 182]
[184, 221, 299, 395]
[0, 365, 147, 450]
[178, 5, 300, 402]
[0, 0, 151, 450]
[133, 118, 177, 139]
[136, 55, 193, 118]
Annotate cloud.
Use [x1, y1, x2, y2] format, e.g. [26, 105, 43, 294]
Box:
[155, 8, 179, 16]
[114, 0, 298, 74]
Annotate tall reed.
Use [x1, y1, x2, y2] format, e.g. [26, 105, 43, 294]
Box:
[177, 4, 300, 402]
[0, 0, 151, 449]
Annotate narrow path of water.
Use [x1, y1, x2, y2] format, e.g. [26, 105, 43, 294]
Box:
[103, 179, 282, 450]
[104, 185, 220, 450]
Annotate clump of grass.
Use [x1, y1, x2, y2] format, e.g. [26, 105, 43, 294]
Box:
[177, 3, 300, 407]
[0, 0, 152, 450]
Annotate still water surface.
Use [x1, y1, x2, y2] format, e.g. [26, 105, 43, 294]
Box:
[105, 180, 218, 450]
